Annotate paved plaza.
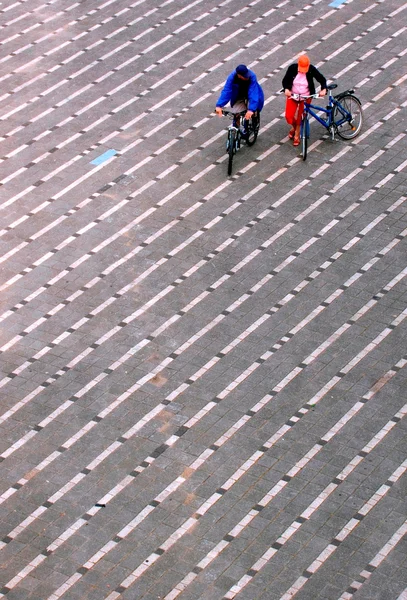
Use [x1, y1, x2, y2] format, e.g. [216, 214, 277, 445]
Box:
[0, 0, 406, 598]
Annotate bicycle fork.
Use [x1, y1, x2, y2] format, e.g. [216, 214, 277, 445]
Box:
[300, 115, 310, 140]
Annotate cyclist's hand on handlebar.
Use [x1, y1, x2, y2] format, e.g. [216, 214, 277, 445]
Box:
[319, 89, 327, 97]
[245, 110, 254, 120]
[284, 89, 291, 97]
[215, 106, 223, 117]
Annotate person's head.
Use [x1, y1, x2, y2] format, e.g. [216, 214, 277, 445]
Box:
[236, 64, 249, 80]
[297, 54, 310, 73]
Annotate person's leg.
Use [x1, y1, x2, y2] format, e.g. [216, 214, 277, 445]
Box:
[229, 99, 247, 128]
[285, 98, 296, 124]
[293, 101, 305, 141]
[285, 98, 297, 138]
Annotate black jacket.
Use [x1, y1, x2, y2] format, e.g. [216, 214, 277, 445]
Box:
[282, 63, 327, 95]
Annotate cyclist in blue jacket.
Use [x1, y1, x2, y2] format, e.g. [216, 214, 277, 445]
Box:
[215, 64, 264, 131]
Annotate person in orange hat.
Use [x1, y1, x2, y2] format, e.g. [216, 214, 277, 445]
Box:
[282, 54, 327, 146]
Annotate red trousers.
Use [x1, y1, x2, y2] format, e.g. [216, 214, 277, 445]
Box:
[285, 97, 311, 128]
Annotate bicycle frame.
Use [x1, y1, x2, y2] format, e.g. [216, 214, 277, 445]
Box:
[224, 110, 247, 132]
[294, 88, 354, 141]
[225, 112, 245, 152]
[305, 102, 331, 127]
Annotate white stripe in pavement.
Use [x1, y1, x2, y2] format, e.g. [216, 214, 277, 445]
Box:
[0, 22, 402, 294]
[0, 0, 56, 17]
[0, 0, 351, 167]
[337, 521, 407, 599]
[0, 132, 401, 417]
[0, 0, 402, 474]
[0, 185, 404, 394]
[100, 379, 407, 600]
[3, 314, 405, 597]
[0, 140, 404, 453]
[167, 255, 406, 405]
[0, 10, 392, 268]
[0, 83, 403, 360]
[0, 0, 262, 125]
[0, 0, 150, 64]
[0, 2, 404, 596]
[278, 461, 407, 600]
[168, 407, 407, 600]
[0, 1, 286, 210]
[0, 151, 112, 209]
[1, 250, 405, 560]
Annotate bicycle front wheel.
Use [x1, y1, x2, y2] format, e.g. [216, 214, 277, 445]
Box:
[227, 129, 236, 176]
[301, 114, 308, 161]
[334, 94, 363, 140]
[246, 113, 260, 146]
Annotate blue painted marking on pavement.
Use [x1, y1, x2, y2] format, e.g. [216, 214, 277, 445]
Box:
[329, 0, 347, 6]
[91, 149, 117, 165]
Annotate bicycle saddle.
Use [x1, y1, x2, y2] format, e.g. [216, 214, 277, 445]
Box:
[327, 83, 338, 90]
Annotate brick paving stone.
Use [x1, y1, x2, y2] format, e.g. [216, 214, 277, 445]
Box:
[0, 0, 406, 599]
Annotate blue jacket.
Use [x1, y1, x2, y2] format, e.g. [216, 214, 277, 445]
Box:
[216, 69, 264, 112]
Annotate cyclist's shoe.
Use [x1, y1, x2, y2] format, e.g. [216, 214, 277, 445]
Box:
[239, 126, 248, 137]
[293, 137, 300, 146]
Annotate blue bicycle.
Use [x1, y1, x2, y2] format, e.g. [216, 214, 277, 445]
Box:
[293, 84, 363, 160]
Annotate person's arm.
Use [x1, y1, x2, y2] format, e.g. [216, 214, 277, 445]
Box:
[282, 64, 295, 97]
[246, 74, 259, 117]
[216, 73, 234, 109]
[311, 65, 327, 96]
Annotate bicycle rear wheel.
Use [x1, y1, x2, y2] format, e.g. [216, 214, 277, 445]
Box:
[245, 113, 260, 146]
[300, 114, 309, 161]
[334, 94, 363, 139]
[227, 129, 236, 176]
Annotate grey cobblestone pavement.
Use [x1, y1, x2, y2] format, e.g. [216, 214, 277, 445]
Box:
[0, 0, 406, 599]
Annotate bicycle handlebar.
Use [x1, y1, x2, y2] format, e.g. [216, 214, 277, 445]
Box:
[219, 109, 247, 117]
[290, 93, 319, 101]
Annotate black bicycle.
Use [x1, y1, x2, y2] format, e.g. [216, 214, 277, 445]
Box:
[293, 84, 363, 160]
[221, 109, 260, 176]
